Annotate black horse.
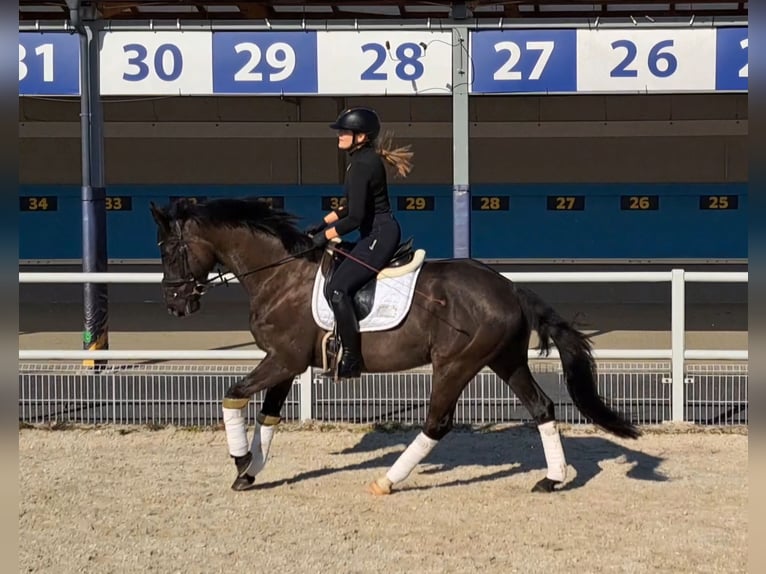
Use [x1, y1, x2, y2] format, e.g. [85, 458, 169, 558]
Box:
[150, 197, 639, 495]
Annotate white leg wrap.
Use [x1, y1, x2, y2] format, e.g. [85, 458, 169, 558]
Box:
[385, 431, 439, 486]
[222, 407, 249, 457]
[538, 421, 567, 482]
[246, 422, 276, 477]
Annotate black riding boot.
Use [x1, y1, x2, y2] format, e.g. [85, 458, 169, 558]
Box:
[330, 290, 363, 378]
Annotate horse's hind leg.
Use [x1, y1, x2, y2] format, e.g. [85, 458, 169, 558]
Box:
[490, 356, 568, 492]
[369, 348, 491, 496]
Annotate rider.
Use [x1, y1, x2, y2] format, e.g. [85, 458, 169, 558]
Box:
[308, 107, 414, 378]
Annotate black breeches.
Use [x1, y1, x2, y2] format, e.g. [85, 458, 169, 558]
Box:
[327, 215, 401, 298]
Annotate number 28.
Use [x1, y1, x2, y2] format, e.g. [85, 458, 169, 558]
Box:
[361, 42, 425, 81]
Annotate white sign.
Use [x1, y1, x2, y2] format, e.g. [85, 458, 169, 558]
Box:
[316, 31, 452, 95]
[100, 31, 213, 95]
[576, 28, 716, 93]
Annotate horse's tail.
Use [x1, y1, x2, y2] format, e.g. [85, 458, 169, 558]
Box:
[513, 285, 641, 439]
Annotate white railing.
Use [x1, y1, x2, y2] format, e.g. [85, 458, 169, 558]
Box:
[18, 268, 748, 422]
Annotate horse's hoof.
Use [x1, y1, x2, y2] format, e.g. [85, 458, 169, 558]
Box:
[531, 477, 561, 493]
[368, 478, 392, 496]
[231, 474, 256, 491]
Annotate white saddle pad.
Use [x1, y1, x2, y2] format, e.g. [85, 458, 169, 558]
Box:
[311, 262, 424, 333]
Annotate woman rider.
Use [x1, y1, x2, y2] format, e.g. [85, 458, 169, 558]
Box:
[308, 107, 414, 379]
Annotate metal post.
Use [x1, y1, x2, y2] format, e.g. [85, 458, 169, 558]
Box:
[68, 0, 109, 367]
[452, 25, 470, 258]
[298, 368, 313, 422]
[671, 268, 686, 422]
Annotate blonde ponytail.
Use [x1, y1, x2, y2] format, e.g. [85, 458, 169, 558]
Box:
[375, 130, 414, 179]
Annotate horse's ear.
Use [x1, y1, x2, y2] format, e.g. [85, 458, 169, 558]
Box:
[149, 202, 170, 233]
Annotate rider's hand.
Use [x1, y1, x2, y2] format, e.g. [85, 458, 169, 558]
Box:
[305, 221, 327, 236]
[312, 232, 329, 248]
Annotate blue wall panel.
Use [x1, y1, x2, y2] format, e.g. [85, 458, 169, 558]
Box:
[19, 184, 454, 260]
[20, 182, 746, 261]
[470, 183, 747, 260]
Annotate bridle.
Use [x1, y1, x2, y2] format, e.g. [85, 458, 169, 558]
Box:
[158, 221, 208, 299]
[158, 221, 316, 298]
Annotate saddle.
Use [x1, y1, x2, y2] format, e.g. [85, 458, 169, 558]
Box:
[321, 236, 418, 321]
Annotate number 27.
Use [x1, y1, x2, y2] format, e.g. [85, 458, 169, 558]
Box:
[493, 40, 554, 81]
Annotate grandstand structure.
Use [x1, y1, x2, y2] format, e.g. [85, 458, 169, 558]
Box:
[18, 1, 748, 428]
[18, 1, 749, 21]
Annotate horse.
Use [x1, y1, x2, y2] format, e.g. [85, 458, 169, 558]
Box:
[150, 196, 640, 495]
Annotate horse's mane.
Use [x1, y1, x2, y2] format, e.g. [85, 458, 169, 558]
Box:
[167, 196, 320, 261]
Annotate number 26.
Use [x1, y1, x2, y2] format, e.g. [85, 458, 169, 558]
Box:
[610, 39, 677, 78]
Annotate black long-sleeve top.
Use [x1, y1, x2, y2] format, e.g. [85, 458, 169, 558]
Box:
[332, 144, 392, 237]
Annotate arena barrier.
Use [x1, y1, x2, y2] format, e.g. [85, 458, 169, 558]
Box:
[19, 269, 748, 426]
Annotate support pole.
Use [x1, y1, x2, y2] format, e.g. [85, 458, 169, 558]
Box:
[68, 0, 108, 367]
[451, 24, 470, 258]
[671, 269, 686, 422]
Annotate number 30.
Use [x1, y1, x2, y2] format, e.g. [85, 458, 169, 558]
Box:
[123, 43, 183, 82]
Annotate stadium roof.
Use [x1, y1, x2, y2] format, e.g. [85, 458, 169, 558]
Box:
[19, 1, 749, 22]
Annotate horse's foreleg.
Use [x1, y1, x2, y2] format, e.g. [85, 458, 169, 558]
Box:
[222, 359, 301, 491]
[491, 358, 567, 492]
[234, 378, 293, 490]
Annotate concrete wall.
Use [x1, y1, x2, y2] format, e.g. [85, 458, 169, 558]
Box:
[19, 93, 747, 186]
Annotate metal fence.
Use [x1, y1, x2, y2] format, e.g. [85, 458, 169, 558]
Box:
[19, 268, 748, 427]
[18, 360, 748, 428]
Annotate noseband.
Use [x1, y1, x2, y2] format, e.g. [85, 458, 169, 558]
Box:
[158, 222, 207, 299]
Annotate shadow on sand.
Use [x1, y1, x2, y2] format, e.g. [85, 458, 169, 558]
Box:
[254, 425, 668, 492]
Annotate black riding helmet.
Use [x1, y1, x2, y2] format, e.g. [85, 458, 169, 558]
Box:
[329, 107, 381, 141]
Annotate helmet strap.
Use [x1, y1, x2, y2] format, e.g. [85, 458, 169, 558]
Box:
[348, 133, 370, 153]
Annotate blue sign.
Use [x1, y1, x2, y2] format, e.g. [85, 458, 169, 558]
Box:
[470, 29, 577, 94]
[212, 31, 318, 94]
[19, 33, 80, 95]
[715, 27, 748, 91]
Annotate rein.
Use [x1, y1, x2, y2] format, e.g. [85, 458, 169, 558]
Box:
[163, 234, 446, 309]
[175, 246, 318, 294]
